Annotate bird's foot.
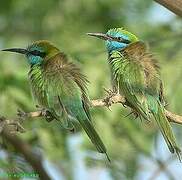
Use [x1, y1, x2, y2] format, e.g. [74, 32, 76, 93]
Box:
[103, 88, 117, 110]
[35, 106, 54, 122]
[17, 107, 54, 122]
[41, 108, 54, 122]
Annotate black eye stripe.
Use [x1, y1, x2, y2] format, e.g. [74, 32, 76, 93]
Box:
[31, 50, 40, 55]
[115, 37, 131, 44]
[30, 50, 45, 57]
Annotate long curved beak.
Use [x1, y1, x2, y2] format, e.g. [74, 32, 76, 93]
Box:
[2, 48, 28, 55]
[87, 32, 113, 41]
[87, 32, 130, 44]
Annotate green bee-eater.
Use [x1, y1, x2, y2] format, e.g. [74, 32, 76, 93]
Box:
[87, 28, 181, 159]
[2, 40, 110, 161]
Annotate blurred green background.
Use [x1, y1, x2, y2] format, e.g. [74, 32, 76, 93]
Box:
[0, 0, 182, 180]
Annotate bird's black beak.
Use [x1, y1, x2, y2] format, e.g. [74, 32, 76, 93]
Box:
[2, 48, 28, 55]
[87, 33, 113, 41]
[87, 32, 131, 44]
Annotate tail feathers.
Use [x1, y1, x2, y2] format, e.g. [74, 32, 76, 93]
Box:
[152, 101, 181, 161]
[78, 116, 111, 162]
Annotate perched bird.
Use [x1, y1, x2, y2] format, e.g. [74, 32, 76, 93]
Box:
[2, 40, 110, 161]
[87, 28, 181, 160]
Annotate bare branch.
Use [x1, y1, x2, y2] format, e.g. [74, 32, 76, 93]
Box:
[91, 94, 182, 125]
[15, 94, 182, 125]
[164, 110, 182, 124]
[0, 94, 182, 134]
[154, 0, 182, 16]
[91, 95, 125, 107]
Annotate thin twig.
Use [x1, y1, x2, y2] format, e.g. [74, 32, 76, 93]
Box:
[0, 95, 182, 133]
[17, 94, 182, 125]
[91, 95, 182, 124]
[164, 110, 182, 124]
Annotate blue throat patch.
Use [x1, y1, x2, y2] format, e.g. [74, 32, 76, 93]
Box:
[27, 54, 43, 65]
[26, 46, 44, 65]
[106, 32, 129, 52]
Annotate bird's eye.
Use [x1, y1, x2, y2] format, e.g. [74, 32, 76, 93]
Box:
[31, 50, 40, 56]
[117, 37, 123, 41]
[30, 50, 45, 57]
[116, 37, 130, 44]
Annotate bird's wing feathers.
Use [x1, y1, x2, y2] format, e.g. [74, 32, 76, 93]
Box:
[43, 53, 90, 122]
[41, 54, 108, 156]
[29, 53, 90, 126]
[29, 64, 48, 106]
[109, 41, 181, 159]
[109, 43, 150, 119]
[67, 62, 92, 121]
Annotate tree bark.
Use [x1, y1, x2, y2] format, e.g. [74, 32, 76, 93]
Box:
[154, 0, 182, 16]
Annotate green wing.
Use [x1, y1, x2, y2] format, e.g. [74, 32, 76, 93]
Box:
[29, 54, 108, 158]
[29, 64, 71, 127]
[109, 50, 149, 119]
[29, 55, 89, 127]
[109, 46, 181, 159]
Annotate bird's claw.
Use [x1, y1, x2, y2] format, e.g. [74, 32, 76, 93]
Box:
[103, 97, 113, 110]
[35, 105, 53, 121]
[103, 87, 116, 97]
[41, 108, 54, 122]
[103, 88, 117, 109]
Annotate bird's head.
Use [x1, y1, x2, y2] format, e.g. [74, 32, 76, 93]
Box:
[2, 40, 60, 65]
[87, 28, 139, 52]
